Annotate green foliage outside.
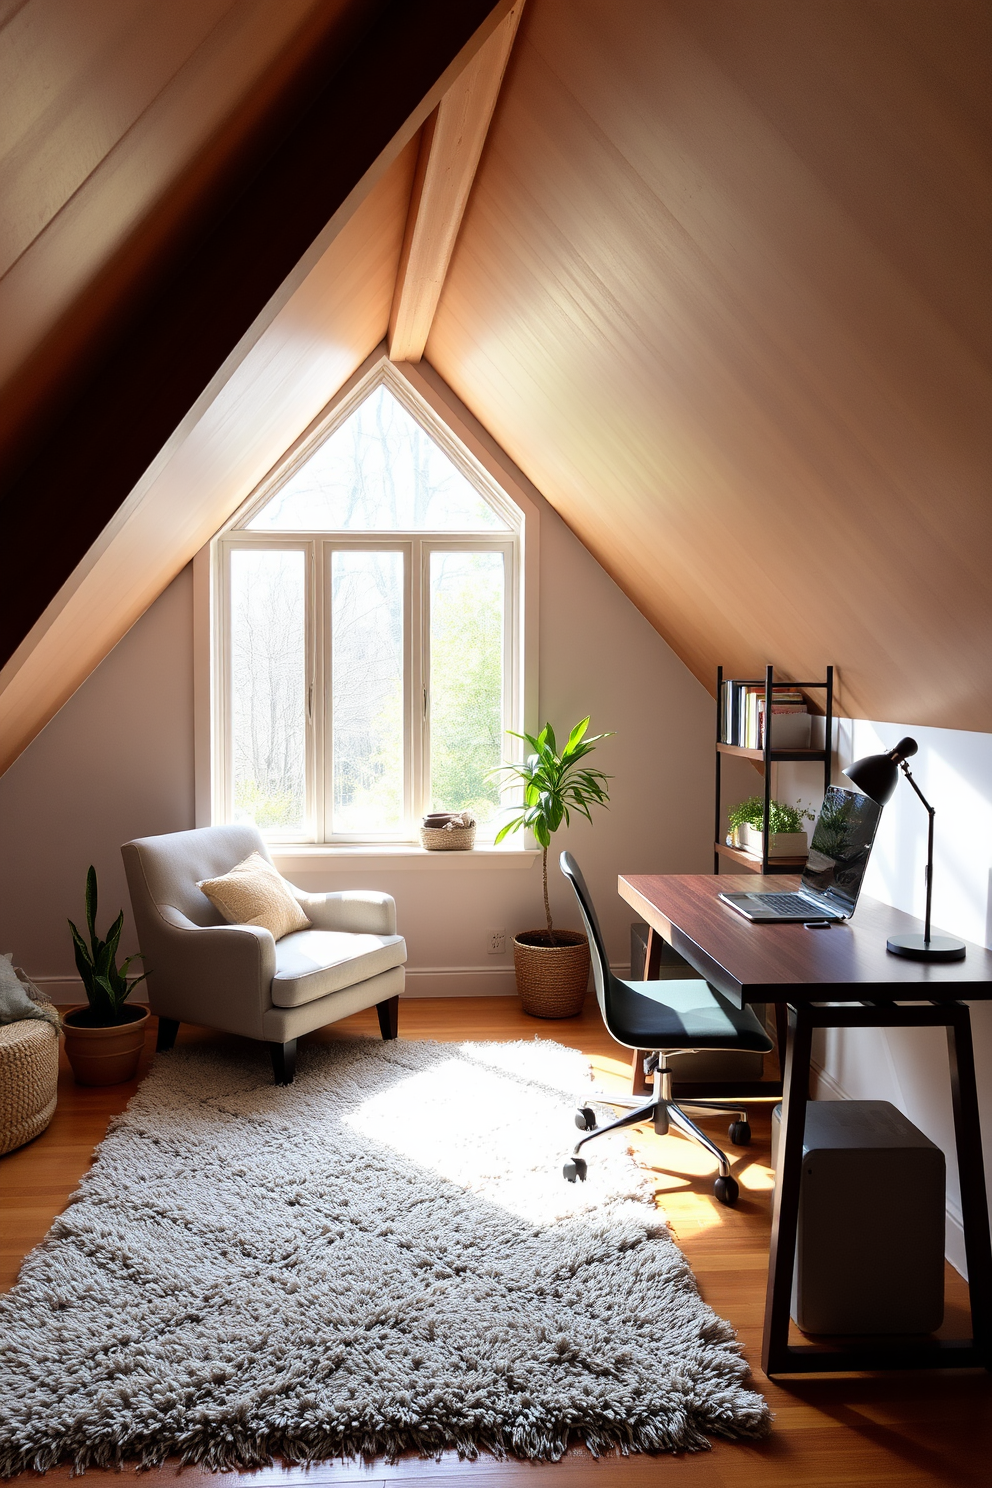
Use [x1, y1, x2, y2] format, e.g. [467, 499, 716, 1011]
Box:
[234, 779, 301, 829]
[430, 556, 503, 822]
[68, 866, 147, 1025]
[332, 677, 404, 832]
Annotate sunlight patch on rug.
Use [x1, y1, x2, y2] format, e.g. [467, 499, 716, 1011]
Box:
[0, 1038, 769, 1474]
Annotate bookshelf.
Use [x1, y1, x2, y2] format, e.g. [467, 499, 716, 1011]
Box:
[714, 664, 833, 874]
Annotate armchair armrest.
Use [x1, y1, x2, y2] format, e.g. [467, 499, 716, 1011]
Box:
[148, 906, 276, 1039]
[286, 888, 397, 936]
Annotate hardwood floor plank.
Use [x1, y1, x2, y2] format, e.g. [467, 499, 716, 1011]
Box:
[2, 997, 989, 1486]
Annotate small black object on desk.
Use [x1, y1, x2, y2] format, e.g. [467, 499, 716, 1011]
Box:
[844, 737, 966, 962]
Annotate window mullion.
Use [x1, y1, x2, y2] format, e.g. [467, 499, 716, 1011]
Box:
[410, 538, 424, 832]
[309, 541, 321, 844]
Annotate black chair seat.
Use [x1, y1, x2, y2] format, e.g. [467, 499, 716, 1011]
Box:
[605, 975, 773, 1053]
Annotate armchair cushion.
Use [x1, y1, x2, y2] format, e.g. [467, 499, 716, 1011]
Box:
[272, 929, 407, 1008]
[197, 852, 311, 941]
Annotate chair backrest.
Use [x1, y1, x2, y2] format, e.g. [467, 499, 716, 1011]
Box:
[122, 824, 271, 927]
[559, 851, 615, 1021]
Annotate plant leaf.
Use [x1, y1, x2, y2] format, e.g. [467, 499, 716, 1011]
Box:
[85, 866, 98, 950]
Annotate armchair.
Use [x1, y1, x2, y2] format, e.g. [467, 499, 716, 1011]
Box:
[121, 825, 406, 1083]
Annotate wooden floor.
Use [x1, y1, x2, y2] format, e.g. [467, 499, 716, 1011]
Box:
[2, 997, 989, 1486]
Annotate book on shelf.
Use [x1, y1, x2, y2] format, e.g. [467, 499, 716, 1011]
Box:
[719, 680, 809, 748]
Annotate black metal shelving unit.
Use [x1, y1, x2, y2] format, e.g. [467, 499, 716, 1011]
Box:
[714, 663, 834, 876]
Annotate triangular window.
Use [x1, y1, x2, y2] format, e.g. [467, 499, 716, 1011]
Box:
[247, 384, 507, 532]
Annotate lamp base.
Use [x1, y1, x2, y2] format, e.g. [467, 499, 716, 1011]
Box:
[886, 933, 966, 963]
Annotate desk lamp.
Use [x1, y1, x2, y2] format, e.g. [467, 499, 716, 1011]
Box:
[844, 738, 965, 962]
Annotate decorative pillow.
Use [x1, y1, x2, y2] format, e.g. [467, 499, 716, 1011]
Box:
[197, 852, 312, 941]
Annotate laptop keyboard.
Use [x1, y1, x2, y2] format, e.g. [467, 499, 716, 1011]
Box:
[755, 893, 822, 914]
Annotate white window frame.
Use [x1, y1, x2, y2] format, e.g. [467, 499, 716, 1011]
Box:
[196, 351, 538, 850]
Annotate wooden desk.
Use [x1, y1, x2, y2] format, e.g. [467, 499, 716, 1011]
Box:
[618, 872, 992, 1377]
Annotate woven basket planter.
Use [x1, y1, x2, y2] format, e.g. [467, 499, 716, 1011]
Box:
[0, 1020, 59, 1156]
[419, 816, 476, 850]
[62, 1004, 149, 1086]
[512, 930, 590, 1018]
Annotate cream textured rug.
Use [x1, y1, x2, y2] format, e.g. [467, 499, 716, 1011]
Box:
[0, 1038, 769, 1472]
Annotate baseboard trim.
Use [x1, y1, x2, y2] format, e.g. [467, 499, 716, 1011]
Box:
[34, 969, 522, 1003]
[35, 964, 629, 1003]
[403, 967, 517, 997]
[31, 977, 149, 1006]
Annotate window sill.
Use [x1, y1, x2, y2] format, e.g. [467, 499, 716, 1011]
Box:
[270, 844, 541, 874]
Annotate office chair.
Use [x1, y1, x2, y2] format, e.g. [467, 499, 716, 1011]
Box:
[559, 852, 773, 1205]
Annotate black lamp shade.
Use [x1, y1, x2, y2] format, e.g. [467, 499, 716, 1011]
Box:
[844, 737, 918, 805]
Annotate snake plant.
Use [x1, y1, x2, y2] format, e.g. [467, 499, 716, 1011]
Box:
[68, 866, 148, 1024]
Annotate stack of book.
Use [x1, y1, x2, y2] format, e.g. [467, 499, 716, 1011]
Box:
[719, 682, 811, 750]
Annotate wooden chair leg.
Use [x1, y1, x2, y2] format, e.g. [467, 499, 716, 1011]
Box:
[156, 1017, 180, 1052]
[376, 995, 399, 1040]
[268, 1038, 297, 1085]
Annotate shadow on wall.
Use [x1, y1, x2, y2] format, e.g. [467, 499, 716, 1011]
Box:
[780, 714, 992, 1281]
[0, 568, 196, 983]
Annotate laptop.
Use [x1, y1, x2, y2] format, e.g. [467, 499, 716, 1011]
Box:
[719, 785, 882, 923]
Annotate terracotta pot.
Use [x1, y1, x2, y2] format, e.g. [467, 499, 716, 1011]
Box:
[62, 1005, 150, 1086]
[512, 930, 590, 1018]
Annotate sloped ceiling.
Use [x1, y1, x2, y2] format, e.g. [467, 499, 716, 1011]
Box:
[0, 0, 513, 667]
[0, 0, 513, 772]
[1, 0, 990, 777]
[429, 0, 992, 731]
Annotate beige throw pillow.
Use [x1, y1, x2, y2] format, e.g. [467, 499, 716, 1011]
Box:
[197, 852, 311, 941]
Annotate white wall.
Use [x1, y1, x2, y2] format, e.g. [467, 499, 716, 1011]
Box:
[0, 505, 715, 999]
[780, 722, 992, 1278]
[0, 568, 196, 991]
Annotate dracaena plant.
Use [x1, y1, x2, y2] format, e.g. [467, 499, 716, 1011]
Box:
[490, 718, 612, 942]
[68, 866, 148, 1024]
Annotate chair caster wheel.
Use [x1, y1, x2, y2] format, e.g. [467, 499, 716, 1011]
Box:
[714, 1175, 739, 1206]
[563, 1158, 587, 1183]
[729, 1120, 751, 1146]
[574, 1106, 597, 1131]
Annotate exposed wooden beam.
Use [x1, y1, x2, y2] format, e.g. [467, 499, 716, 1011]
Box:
[387, 2, 524, 363]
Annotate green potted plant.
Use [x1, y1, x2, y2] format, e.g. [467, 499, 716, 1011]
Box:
[728, 796, 814, 858]
[62, 866, 150, 1085]
[491, 717, 612, 1017]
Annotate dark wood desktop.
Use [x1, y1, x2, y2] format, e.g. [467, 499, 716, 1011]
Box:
[618, 872, 992, 1377]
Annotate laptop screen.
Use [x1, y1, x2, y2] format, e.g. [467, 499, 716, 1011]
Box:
[801, 785, 882, 914]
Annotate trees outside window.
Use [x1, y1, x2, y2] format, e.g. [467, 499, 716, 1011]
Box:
[214, 367, 523, 843]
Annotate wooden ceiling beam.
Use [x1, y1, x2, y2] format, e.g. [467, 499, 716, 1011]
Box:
[387, 2, 523, 364]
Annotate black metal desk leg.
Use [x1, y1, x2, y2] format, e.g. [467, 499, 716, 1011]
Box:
[946, 1005, 992, 1365]
[762, 1002, 813, 1377]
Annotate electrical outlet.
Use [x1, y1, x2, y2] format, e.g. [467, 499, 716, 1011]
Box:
[487, 928, 507, 955]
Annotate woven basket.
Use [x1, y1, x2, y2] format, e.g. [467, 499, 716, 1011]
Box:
[512, 930, 590, 1018]
[419, 822, 477, 851]
[0, 1019, 59, 1156]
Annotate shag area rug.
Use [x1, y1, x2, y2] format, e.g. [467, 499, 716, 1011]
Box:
[0, 1037, 769, 1472]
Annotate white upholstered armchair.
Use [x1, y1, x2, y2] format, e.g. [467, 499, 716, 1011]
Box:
[121, 825, 406, 1083]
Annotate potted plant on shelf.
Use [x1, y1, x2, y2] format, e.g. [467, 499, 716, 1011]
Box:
[63, 866, 150, 1085]
[728, 796, 814, 858]
[491, 717, 612, 1018]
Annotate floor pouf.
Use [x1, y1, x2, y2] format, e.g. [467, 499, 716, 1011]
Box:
[0, 1020, 59, 1156]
